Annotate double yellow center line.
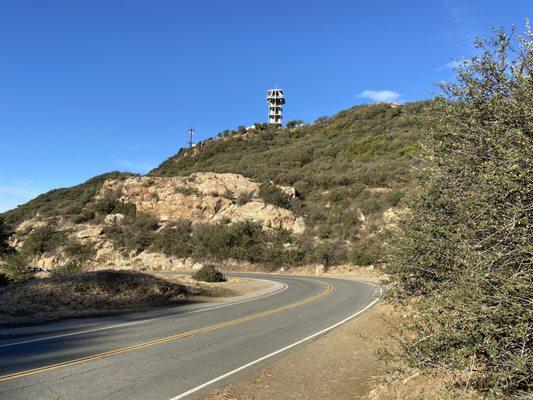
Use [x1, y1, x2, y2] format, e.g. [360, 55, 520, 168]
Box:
[0, 281, 333, 382]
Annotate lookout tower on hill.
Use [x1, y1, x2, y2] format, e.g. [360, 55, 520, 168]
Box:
[266, 88, 285, 126]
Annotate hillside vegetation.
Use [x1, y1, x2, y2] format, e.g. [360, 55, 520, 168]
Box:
[2, 102, 425, 270]
[152, 101, 425, 265]
[2, 171, 137, 226]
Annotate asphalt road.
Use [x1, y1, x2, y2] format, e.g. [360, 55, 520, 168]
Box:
[0, 273, 380, 400]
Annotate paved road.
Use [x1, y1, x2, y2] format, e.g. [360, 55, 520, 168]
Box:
[0, 273, 380, 400]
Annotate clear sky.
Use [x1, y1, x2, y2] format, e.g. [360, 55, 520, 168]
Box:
[0, 0, 531, 211]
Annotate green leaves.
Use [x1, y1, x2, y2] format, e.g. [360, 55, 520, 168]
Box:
[387, 24, 532, 395]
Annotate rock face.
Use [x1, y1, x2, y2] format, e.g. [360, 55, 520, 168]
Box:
[92, 242, 204, 272]
[12, 172, 306, 272]
[98, 173, 305, 233]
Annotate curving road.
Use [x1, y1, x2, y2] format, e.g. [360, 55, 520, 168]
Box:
[0, 273, 381, 400]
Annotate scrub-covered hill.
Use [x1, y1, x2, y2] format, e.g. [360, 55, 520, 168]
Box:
[152, 101, 425, 266]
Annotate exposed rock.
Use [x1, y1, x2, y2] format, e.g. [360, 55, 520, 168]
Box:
[367, 187, 393, 193]
[104, 213, 125, 225]
[277, 184, 296, 197]
[11, 172, 307, 273]
[15, 219, 47, 234]
[98, 173, 305, 233]
[33, 255, 61, 271]
[76, 226, 103, 239]
[315, 264, 327, 274]
[91, 245, 204, 272]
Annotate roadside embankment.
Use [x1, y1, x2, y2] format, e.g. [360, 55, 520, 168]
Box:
[0, 269, 277, 326]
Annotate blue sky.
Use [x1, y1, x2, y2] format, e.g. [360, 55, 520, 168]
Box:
[0, 0, 531, 212]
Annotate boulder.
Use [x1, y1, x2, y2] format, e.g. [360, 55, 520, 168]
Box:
[315, 264, 327, 274]
[76, 226, 103, 239]
[104, 213, 125, 225]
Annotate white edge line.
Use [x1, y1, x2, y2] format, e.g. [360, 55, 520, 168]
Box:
[169, 283, 383, 400]
[0, 280, 288, 349]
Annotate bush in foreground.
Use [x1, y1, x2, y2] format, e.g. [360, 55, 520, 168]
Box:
[387, 25, 532, 396]
[192, 265, 226, 283]
[0, 253, 31, 283]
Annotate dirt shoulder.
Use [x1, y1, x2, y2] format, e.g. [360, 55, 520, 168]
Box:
[201, 266, 483, 400]
[200, 266, 391, 400]
[201, 301, 394, 400]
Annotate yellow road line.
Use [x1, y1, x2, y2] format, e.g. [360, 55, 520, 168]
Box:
[0, 282, 333, 382]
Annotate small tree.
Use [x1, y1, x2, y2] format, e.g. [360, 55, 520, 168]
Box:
[1, 253, 30, 282]
[64, 240, 95, 263]
[286, 120, 304, 128]
[258, 182, 292, 209]
[51, 260, 84, 277]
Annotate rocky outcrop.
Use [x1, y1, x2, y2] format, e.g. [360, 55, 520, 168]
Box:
[11, 172, 306, 273]
[92, 242, 204, 272]
[104, 213, 125, 225]
[76, 226, 103, 239]
[98, 173, 305, 233]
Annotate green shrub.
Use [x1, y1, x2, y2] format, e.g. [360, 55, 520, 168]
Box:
[348, 237, 381, 266]
[0, 253, 31, 283]
[150, 220, 193, 258]
[0, 216, 13, 255]
[387, 26, 532, 395]
[21, 226, 66, 257]
[258, 182, 293, 209]
[70, 211, 95, 224]
[191, 221, 266, 262]
[236, 191, 254, 205]
[192, 264, 226, 282]
[104, 214, 159, 254]
[92, 196, 118, 214]
[51, 260, 84, 276]
[149, 219, 300, 267]
[64, 240, 95, 263]
[286, 119, 304, 128]
[112, 201, 137, 217]
[307, 240, 347, 267]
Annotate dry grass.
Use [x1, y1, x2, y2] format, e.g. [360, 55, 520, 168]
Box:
[0, 269, 212, 325]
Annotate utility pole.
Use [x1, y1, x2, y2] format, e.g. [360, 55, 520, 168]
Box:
[188, 127, 194, 148]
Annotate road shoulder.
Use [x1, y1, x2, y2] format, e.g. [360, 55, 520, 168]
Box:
[200, 300, 393, 400]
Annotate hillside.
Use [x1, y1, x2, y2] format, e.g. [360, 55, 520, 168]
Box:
[152, 101, 425, 265]
[1, 102, 426, 275]
[2, 171, 137, 226]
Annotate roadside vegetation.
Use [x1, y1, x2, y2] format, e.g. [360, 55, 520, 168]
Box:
[0, 217, 29, 285]
[192, 265, 227, 283]
[386, 26, 532, 397]
[103, 214, 344, 269]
